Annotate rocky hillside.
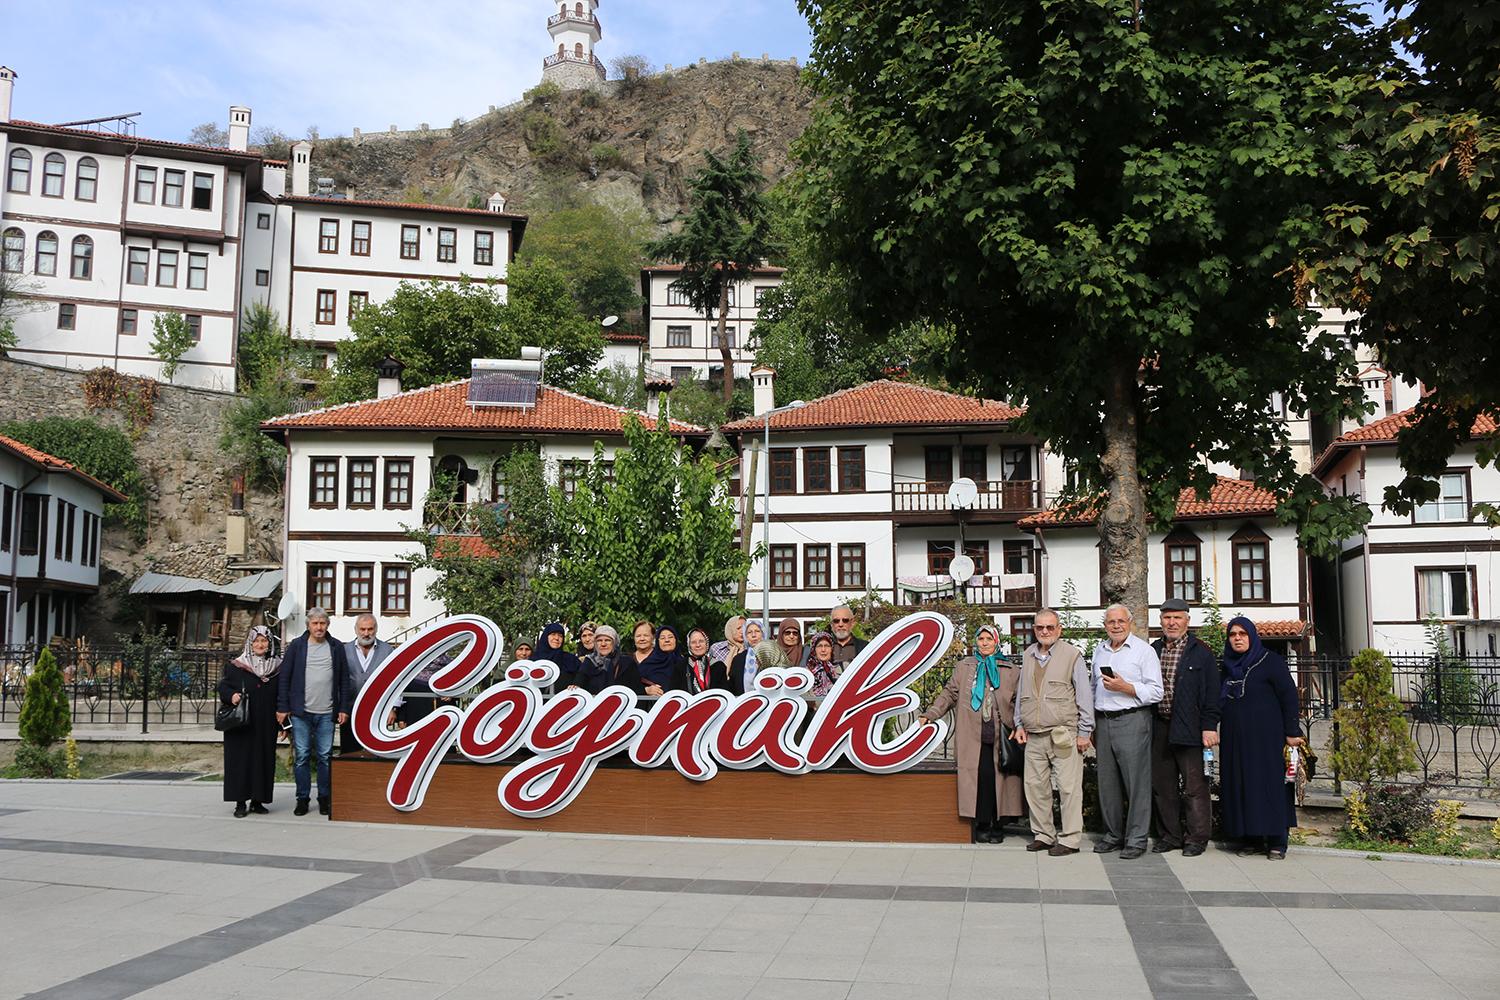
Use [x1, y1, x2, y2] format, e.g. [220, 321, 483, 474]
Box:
[293, 59, 813, 223]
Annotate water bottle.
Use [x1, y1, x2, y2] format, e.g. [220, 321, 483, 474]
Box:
[1202, 746, 1215, 778]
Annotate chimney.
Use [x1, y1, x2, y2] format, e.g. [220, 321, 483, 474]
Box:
[486, 191, 507, 212]
[291, 140, 313, 195]
[228, 105, 251, 151]
[376, 355, 406, 398]
[751, 365, 776, 416]
[0, 66, 15, 123]
[226, 471, 248, 557]
[644, 372, 675, 420]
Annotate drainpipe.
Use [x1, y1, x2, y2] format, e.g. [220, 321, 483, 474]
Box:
[8, 471, 44, 646]
[1359, 445, 1374, 650]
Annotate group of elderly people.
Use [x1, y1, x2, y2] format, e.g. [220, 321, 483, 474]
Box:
[918, 600, 1303, 858]
[519, 606, 870, 698]
[220, 600, 1302, 858]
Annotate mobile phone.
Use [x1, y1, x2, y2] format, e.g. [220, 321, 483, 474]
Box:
[1100, 666, 1116, 678]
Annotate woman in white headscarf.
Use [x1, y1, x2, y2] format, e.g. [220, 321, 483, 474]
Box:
[219, 626, 282, 818]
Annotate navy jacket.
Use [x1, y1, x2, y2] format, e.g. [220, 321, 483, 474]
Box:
[1151, 633, 1222, 746]
[278, 632, 351, 717]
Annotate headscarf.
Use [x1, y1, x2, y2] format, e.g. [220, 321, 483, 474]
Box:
[637, 625, 683, 688]
[537, 622, 581, 678]
[971, 624, 1006, 712]
[752, 638, 790, 672]
[1220, 616, 1268, 706]
[777, 617, 805, 672]
[579, 621, 598, 652]
[741, 620, 765, 687]
[718, 615, 747, 662]
[685, 627, 716, 694]
[233, 625, 282, 681]
[807, 631, 838, 696]
[575, 624, 619, 691]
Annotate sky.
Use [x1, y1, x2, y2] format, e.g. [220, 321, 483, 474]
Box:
[1, 0, 815, 145]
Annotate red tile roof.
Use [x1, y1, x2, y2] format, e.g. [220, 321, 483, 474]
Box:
[643, 264, 785, 275]
[8, 120, 263, 160]
[432, 536, 499, 560]
[1254, 620, 1307, 639]
[260, 380, 708, 437]
[721, 381, 1025, 433]
[1019, 475, 1278, 527]
[279, 195, 527, 223]
[1311, 406, 1498, 476]
[0, 433, 128, 501]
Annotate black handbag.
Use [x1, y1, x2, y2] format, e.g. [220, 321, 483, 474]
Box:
[215, 697, 250, 732]
[997, 724, 1027, 777]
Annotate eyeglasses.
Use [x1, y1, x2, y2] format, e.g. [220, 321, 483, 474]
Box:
[1034, 624, 1059, 631]
[831, 617, 853, 624]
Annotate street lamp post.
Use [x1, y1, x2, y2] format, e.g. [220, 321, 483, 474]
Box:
[759, 400, 805, 625]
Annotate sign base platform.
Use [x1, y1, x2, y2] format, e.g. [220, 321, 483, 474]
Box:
[332, 753, 971, 843]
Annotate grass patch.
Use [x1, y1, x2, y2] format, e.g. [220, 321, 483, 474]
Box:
[0, 741, 224, 780]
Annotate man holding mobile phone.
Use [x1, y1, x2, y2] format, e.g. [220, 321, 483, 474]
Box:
[1091, 604, 1164, 859]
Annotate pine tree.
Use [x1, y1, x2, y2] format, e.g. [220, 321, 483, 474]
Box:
[1329, 648, 1417, 794]
[18, 648, 71, 749]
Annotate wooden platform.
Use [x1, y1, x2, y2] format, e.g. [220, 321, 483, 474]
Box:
[331, 754, 971, 843]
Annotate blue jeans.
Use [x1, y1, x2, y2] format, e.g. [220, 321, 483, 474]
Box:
[290, 713, 334, 801]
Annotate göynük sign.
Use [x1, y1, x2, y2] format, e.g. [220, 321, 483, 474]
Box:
[350, 612, 956, 817]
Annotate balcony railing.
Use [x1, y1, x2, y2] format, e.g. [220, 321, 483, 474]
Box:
[893, 479, 1041, 513]
[542, 51, 607, 79]
[897, 574, 1038, 608]
[548, 11, 601, 34]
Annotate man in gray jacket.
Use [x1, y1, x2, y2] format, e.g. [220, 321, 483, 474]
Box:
[341, 613, 393, 754]
[1013, 609, 1094, 856]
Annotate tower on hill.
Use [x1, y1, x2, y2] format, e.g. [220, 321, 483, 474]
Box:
[543, 1, 605, 91]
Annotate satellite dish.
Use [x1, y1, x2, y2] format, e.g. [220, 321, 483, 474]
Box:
[947, 477, 979, 509]
[277, 592, 299, 621]
[949, 555, 976, 587]
[601, 315, 619, 328]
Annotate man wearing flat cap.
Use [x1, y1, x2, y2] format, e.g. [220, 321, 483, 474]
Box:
[1149, 598, 1221, 856]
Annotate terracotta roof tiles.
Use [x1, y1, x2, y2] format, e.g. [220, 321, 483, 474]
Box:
[279, 194, 527, 222]
[1253, 620, 1307, 639]
[721, 380, 1025, 433]
[260, 379, 708, 437]
[0, 433, 128, 501]
[1019, 475, 1278, 528]
[1311, 406, 1497, 475]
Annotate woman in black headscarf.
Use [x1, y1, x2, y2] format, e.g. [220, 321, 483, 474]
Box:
[637, 625, 685, 696]
[570, 625, 644, 694]
[219, 625, 282, 818]
[1219, 617, 1303, 860]
[538, 623, 582, 688]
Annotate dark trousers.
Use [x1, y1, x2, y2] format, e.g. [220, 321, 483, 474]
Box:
[975, 742, 998, 826]
[1150, 715, 1212, 848]
[339, 721, 365, 755]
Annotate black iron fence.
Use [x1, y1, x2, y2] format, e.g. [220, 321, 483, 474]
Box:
[1291, 653, 1500, 791]
[0, 644, 230, 732]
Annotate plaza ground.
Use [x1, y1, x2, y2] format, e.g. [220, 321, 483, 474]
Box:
[1, 779, 1497, 1000]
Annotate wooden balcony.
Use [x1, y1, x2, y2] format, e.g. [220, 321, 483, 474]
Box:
[893, 479, 1041, 523]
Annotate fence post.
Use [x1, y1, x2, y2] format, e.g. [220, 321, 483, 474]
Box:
[1330, 655, 1341, 795]
[140, 643, 149, 735]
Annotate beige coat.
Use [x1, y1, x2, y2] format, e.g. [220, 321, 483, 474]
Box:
[921, 655, 1025, 819]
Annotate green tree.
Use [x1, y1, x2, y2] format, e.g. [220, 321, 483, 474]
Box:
[327, 272, 602, 404]
[1306, 1, 1500, 523]
[149, 312, 196, 383]
[221, 303, 322, 487]
[405, 449, 563, 639]
[18, 648, 71, 748]
[644, 131, 776, 403]
[533, 417, 755, 626]
[1329, 648, 1419, 794]
[0, 417, 147, 536]
[518, 199, 652, 321]
[790, 0, 1383, 625]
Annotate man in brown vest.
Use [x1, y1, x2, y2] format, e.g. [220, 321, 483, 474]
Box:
[1013, 608, 1094, 855]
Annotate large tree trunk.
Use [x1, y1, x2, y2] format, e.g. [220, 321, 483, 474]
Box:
[1098, 353, 1150, 636]
[736, 445, 758, 607]
[715, 282, 734, 403]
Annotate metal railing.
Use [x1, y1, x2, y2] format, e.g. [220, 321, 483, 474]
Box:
[1291, 653, 1500, 791]
[893, 479, 1042, 513]
[542, 51, 607, 77]
[1, 644, 231, 732]
[547, 10, 600, 31]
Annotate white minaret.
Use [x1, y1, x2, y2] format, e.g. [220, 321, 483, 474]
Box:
[0, 67, 16, 124]
[542, 0, 605, 91]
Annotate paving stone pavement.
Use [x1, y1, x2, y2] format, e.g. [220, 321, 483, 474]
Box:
[1, 781, 1498, 1000]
